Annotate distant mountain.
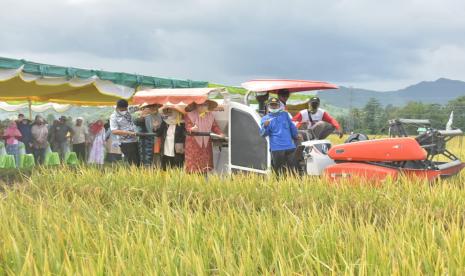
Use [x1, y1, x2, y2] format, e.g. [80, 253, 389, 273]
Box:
[316, 78, 465, 108]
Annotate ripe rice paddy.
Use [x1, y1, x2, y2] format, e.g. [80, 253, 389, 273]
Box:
[0, 138, 464, 275]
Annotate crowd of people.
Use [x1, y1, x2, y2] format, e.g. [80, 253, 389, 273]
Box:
[2, 93, 341, 175]
[0, 97, 225, 174]
[0, 113, 120, 167]
[109, 98, 224, 173]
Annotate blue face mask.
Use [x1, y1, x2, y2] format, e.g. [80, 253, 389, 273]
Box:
[269, 107, 282, 114]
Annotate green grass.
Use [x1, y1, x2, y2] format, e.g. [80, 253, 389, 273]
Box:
[0, 137, 464, 275]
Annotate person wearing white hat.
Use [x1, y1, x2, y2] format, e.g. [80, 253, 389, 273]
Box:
[31, 115, 48, 165]
[71, 117, 89, 162]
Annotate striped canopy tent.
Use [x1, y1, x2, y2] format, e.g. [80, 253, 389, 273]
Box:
[0, 57, 208, 106]
[0, 101, 72, 113]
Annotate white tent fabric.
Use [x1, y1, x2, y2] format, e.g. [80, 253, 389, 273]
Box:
[0, 102, 72, 112]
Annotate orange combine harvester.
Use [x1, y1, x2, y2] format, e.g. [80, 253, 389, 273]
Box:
[326, 119, 465, 182]
[133, 80, 464, 183]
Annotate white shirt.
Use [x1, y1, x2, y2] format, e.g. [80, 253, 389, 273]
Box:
[299, 108, 325, 129]
[163, 125, 176, 157]
[72, 125, 88, 144]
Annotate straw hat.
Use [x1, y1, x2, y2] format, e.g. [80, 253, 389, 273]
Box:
[161, 104, 186, 115]
[139, 102, 163, 109]
[185, 100, 218, 113]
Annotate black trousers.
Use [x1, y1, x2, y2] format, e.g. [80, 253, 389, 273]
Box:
[161, 155, 184, 170]
[106, 153, 122, 163]
[120, 142, 140, 166]
[33, 148, 46, 165]
[23, 141, 33, 154]
[73, 143, 86, 162]
[271, 149, 298, 175]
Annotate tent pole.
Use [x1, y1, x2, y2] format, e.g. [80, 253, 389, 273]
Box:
[28, 99, 32, 120]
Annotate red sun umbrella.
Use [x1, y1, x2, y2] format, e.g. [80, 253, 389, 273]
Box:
[241, 79, 338, 93]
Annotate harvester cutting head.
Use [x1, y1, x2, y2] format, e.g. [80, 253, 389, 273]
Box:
[389, 119, 463, 162]
[324, 119, 464, 182]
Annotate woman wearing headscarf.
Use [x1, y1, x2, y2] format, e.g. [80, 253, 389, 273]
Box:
[158, 105, 186, 169]
[88, 120, 106, 165]
[134, 103, 163, 166]
[184, 100, 224, 173]
[3, 120, 22, 167]
[31, 115, 49, 165]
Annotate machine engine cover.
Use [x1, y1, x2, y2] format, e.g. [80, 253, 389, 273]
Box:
[328, 137, 427, 162]
[325, 163, 399, 182]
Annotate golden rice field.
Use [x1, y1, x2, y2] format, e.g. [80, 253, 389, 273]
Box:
[0, 138, 464, 275]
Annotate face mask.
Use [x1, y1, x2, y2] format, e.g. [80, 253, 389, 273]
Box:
[163, 114, 178, 125]
[118, 110, 128, 115]
[269, 108, 281, 114]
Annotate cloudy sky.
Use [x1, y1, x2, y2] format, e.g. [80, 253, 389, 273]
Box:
[1, 0, 465, 90]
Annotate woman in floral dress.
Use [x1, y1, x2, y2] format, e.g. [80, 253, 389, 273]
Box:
[184, 100, 224, 173]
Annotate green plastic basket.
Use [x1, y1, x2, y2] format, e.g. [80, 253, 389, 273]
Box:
[20, 154, 35, 169]
[65, 152, 79, 166]
[0, 155, 16, 169]
[0, 142, 6, 156]
[45, 152, 61, 166]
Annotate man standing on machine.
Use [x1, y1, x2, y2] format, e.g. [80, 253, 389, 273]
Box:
[292, 97, 343, 140]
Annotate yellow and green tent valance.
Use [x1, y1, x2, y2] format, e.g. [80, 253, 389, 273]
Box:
[0, 101, 72, 113]
[0, 57, 208, 106]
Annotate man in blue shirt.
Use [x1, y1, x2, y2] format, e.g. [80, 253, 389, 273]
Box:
[260, 97, 300, 174]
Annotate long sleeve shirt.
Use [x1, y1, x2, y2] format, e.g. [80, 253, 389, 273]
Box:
[31, 124, 49, 149]
[260, 111, 298, 152]
[109, 111, 138, 144]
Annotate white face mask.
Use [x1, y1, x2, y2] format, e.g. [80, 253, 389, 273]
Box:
[163, 114, 178, 125]
[118, 110, 128, 115]
[269, 107, 282, 114]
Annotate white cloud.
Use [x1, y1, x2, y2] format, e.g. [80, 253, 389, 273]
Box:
[1, 0, 465, 90]
[411, 44, 465, 81]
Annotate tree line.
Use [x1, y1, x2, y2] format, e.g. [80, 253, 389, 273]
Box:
[336, 95, 465, 134]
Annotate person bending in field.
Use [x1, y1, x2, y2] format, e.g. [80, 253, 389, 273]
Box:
[292, 96, 343, 140]
[260, 97, 301, 175]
